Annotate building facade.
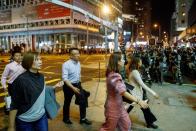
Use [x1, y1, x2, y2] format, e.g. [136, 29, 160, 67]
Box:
[0, 0, 122, 53]
[175, 0, 193, 31]
[170, 0, 195, 46]
[122, 0, 151, 45]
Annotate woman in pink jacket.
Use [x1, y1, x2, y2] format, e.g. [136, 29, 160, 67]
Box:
[100, 52, 149, 131]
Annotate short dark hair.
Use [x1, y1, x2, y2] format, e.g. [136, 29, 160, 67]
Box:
[69, 48, 79, 54]
[12, 46, 21, 56]
[22, 52, 39, 70]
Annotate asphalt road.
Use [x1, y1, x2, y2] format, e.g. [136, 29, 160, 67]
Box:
[0, 54, 108, 88]
[41, 54, 108, 86]
[0, 54, 195, 89]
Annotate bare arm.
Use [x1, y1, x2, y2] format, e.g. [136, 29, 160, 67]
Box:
[122, 91, 149, 109]
[132, 70, 159, 98]
[8, 109, 17, 131]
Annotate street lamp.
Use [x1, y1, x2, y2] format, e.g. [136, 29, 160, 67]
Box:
[153, 23, 161, 42]
[102, 5, 110, 15]
[139, 31, 143, 36]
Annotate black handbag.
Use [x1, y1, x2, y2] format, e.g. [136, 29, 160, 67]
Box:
[122, 82, 134, 104]
[124, 82, 134, 91]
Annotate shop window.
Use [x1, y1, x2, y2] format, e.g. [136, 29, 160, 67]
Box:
[45, 21, 48, 25]
[50, 21, 53, 25]
[181, 20, 185, 24]
[61, 19, 65, 24]
[55, 20, 58, 25]
[181, 3, 185, 7]
[66, 19, 70, 24]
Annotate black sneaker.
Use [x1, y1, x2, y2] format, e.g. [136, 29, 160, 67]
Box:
[147, 123, 158, 129]
[63, 119, 73, 124]
[80, 119, 92, 125]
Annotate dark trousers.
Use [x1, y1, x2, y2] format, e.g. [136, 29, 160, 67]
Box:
[63, 83, 86, 121]
[8, 84, 12, 96]
[127, 105, 157, 125]
[16, 114, 48, 131]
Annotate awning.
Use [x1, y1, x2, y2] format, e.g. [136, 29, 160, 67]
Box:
[178, 25, 196, 40]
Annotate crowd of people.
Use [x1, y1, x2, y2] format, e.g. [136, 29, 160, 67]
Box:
[1, 45, 195, 131]
[127, 46, 196, 85]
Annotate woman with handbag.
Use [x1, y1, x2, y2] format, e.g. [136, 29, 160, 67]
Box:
[100, 52, 148, 131]
[8, 52, 63, 131]
[127, 56, 159, 129]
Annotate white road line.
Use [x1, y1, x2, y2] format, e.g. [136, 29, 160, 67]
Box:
[40, 71, 56, 74]
[43, 66, 55, 70]
[45, 79, 61, 84]
[0, 103, 5, 108]
[83, 56, 90, 63]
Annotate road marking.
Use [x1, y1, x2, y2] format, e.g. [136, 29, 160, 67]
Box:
[0, 92, 8, 97]
[43, 66, 55, 70]
[40, 71, 56, 74]
[0, 103, 5, 108]
[45, 79, 61, 84]
[163, 82, 196, 87]
[83, 56, 90, 63]
[182, 83, 196, 87]
[55, 62, 64, 64]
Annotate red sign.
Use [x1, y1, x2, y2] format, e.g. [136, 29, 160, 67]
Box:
[37, 0, 70, 19]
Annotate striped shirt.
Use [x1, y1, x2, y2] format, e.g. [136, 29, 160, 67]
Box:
[1, 61, 25, 89]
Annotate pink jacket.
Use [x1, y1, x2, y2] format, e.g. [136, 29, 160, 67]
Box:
[105, 73, 127, 117]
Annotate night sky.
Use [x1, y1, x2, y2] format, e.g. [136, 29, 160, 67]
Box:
[151, 0, 175, 34]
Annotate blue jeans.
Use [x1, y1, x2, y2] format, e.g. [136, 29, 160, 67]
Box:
[16, 114, 48, 131]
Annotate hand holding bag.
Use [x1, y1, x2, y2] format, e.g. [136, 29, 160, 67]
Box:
[4, 95, 11, 110]
[4, 94, 11, 115]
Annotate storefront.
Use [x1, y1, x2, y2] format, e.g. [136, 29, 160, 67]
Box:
[178, 25, 196, 47]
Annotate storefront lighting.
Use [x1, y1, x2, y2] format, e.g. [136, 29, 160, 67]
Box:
[102, 5, 110, 15]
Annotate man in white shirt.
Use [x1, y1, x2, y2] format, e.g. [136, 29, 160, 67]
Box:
[62, 48, 92, 125]
[1, 47, 25, 95]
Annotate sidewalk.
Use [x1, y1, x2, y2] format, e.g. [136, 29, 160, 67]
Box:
[0, 80, 195, 131]
[49, 80, 196, 131]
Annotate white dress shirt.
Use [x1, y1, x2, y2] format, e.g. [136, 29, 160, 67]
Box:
[62, 59, 81, 83]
